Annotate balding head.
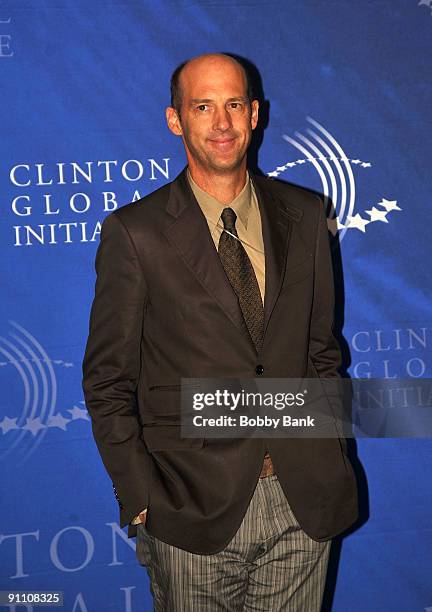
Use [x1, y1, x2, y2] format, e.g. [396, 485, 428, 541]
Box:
[166, 53, 259, 180]
[170, 53, 252, 115]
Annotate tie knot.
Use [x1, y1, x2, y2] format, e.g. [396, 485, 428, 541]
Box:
[221, 207, 237, 232]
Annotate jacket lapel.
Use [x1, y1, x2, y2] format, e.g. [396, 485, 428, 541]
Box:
[164, 169, 303, 351]
[164, 169, 252, 345]
[251, 176, 303, 337]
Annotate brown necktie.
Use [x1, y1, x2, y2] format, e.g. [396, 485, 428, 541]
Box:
[218, 207, 264, 352]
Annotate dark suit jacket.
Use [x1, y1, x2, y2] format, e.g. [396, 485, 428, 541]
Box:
[82, 167, 358, 554]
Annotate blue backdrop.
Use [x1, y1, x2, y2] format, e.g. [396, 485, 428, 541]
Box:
[1, 1, 431, 610]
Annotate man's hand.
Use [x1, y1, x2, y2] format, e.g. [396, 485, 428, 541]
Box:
[131, 508, 148, 526]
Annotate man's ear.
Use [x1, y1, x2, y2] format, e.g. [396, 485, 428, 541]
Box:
[250, 99, 259, 131]
[166, 107, 183, 136]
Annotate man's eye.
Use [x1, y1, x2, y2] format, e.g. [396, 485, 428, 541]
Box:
[197, 104, 208, 111]
[230, 103, 241, 109]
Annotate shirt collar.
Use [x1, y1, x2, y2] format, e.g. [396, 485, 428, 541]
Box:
[187, 168, 252, 231]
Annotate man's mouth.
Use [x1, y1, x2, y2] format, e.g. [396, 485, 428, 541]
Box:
[208, 137, 237, 149]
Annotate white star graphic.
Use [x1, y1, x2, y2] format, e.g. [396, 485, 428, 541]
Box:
[0, 416, 19, 434]
[68, 405, 90, 421]
[267, 171, 279, 178]
[327, 216, 345, 236]
[366, 206, 389, 223]
[47, 413, 70, 430]
[296, 159, 306, 165]
[276, 166, 286, 172]
[63, 362, 74, 368]
[351, 159, 361, 164]
[378, 198, 401, 212]
[22, 417, 46, 436]
[361, 162, 371, 168]
[345, 214, 369, 233]
[285, 162, 297, 167]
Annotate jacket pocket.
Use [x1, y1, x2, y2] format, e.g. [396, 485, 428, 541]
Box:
[149, 384, 182, 391]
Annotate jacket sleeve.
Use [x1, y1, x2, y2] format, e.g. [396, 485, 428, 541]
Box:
[308, 197, 350, 448]
[308, 196, 342, 379]
[82, 212, 152, 528]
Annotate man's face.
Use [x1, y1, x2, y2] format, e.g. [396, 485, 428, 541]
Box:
[166, 56, 259, 175]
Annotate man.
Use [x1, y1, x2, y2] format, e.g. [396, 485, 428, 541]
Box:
[82, 53, 358, 610]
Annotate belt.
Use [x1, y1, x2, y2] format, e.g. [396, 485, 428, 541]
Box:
[259, 452, 275, 478]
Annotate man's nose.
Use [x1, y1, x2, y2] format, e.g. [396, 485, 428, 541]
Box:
[213, 107, 232, 131]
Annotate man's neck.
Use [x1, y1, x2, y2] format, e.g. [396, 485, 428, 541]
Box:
[188, 164, 248, 205]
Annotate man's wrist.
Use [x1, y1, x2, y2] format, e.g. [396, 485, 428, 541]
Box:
[131, 508, 148, 525]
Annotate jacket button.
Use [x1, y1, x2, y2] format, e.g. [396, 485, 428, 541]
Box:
[255, 364, 264, 375]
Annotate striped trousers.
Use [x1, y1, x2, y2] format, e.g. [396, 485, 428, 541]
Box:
[136, 474, 331, 611]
